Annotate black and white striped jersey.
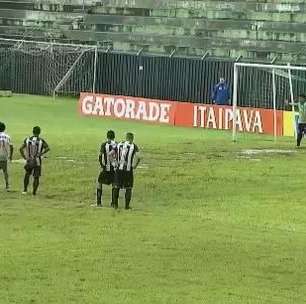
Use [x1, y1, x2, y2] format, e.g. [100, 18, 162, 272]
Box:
[99, 140, 117, 171]
[23, 136, 49, 166]
[0, 132, 12, 161]
[117, 141, 139, 172]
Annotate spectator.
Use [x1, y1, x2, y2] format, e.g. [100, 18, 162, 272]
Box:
[212, 77, 230, 105]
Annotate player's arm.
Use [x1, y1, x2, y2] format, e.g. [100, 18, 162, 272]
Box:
[211, 85, 217, 103]
[99, 144, 105, 168]
[19, 141, 27, 160]
[98, 153, 103, 167]
[133, 154, 141, 169]
[41, 140, 50, 156]
[226, 87, 231, 104]
[288, 102, 298, 106]
[133, 146, 141, 169]
[9, 144, 13, 161]
[285, 97, 299, 106]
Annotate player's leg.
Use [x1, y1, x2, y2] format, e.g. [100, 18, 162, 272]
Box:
[96, 170, 114, 207]
[0, 161, 9, 190]
[297, 123, 303, 146]
[33, 177, 40, 195]
[32, 166, 41, 195]
[112, 170, 122, 209]
[23, 169, 31, 193]
[111, 188, 115, 207]
[125, 188, 132, 209]
[124, 171, 134, 210]
[96, 183, 103, 207]
[113, 187, 120, 209]
[97, 172, 103, 206]
[3, 166, 9, 190]
[110, 170, 115, 207]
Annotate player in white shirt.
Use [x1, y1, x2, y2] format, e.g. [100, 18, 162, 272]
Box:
[0, 122, 14, 191]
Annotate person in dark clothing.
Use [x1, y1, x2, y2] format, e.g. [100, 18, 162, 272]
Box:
[287, 95, 306, 147]
[212, 77, 230, 105]
[96, 130, 117, 207]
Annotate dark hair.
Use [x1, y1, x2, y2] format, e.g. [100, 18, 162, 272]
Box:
[107, 130, 115, 140]
[299, 94, 306, 99]
[126, 132, 134, 140]
[0, 122, 6, 132]
[33, 126, 41, 136]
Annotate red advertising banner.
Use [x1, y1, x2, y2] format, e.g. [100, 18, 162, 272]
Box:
[177, 104, 283, 136]
[79, 92, 176, 125]
[79, 93, 283, 136]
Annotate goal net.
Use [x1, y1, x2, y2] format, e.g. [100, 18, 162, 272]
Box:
[0, 38, 100, 96]
[232, 62, 306, 141]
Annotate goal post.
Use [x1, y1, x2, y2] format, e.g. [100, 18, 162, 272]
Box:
[232, 62, 306, 141]
[0, 38, 102, 97]
[53, 48, 89, 99]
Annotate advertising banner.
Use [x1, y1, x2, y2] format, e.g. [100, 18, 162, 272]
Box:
[79, 93, 284, 136]
[181, 104, 283, 136]
[79, 93, 176, 125]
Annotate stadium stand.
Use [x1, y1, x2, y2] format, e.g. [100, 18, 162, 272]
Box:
[1, 1, 306, 62]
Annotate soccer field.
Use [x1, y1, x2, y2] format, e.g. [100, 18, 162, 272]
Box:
[1, 95, 306, 304]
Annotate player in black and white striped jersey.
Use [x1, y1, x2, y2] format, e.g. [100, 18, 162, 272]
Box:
[96, 130, 117, 207]
[113, 132, 141, 209]
[20, 126, 50, 195]
[0, 122, 14, 191]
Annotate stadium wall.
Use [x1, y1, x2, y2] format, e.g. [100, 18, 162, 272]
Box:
[2, 1, 306, 62]
[79, 92, 293, 136]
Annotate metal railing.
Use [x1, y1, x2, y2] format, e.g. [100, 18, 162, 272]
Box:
[1, 38, 304, 111]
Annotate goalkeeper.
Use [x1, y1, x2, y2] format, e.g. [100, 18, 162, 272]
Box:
[288, 95, 306, 147]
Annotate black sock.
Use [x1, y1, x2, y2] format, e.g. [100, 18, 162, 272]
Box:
[4, 171, 9, 188]
[24, 174, 30, 192]
[111, 188, 115, 207]
[297, 133, 303, 146]
[113, 188, 119, 209]
[33, 178, 39, 195]
[125, 189, 132, 209]
[97, 188, 102, 206]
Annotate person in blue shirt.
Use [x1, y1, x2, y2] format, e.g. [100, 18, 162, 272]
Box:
[212, 77, 230, 105]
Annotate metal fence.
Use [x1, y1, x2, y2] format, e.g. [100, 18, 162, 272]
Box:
[1, 39, 305, 109]
[96, 53, 233, 104]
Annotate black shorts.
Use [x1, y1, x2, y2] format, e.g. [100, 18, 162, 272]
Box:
[98, 170, 115, 185]
[113, 170, 134, 189]
[0, 160, 7, 171]
[298, 123, 306, 134]
[24, 160, 41, 178]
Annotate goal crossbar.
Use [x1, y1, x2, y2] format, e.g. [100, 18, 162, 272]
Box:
[0, 37, 98, 50]
[235, 62, 306, 72]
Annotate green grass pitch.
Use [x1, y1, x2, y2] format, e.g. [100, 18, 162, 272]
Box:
[1, 95, 306, 303]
